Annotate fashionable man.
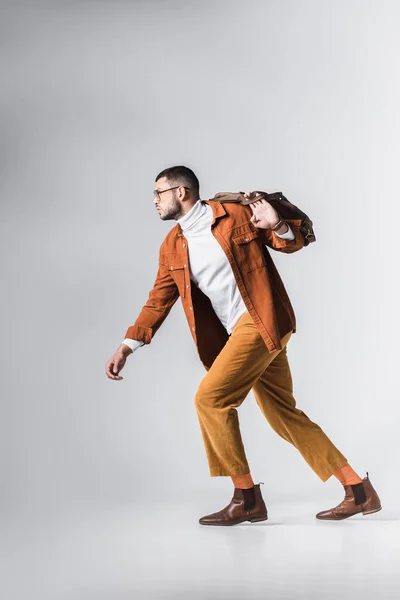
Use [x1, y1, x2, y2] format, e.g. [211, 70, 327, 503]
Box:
[105, 165, 381, 526]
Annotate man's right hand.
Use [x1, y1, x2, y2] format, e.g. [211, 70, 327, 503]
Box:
[105, 345, 133, 381]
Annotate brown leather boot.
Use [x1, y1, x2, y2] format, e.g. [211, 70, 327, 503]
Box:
[199, 483, 268, 526]
[316, 472, 382, 520]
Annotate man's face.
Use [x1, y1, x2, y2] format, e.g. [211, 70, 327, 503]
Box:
[154, 177, 182, 221]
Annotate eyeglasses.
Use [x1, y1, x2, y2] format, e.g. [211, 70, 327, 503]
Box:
[153, 186, 191, 200]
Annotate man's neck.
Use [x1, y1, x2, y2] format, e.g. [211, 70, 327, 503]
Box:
[177, 197, 209, 232]
[176, 198, 201, 221]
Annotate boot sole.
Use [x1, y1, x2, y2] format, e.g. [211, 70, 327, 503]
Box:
[248, 515, 268, 522]
[316, 505, 382, 520]
[363, 505, 382, 515]
[199, 515, 268, 526]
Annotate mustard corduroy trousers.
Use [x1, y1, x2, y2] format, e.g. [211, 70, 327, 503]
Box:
[194, 311, 348, 482]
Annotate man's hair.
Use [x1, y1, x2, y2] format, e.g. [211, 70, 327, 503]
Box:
[155, 165, 200, 198]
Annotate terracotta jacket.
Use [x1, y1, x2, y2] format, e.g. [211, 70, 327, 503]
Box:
[124, 200, 306, 369]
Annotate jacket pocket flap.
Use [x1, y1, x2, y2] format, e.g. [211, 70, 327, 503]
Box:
[232, 229, 259, 244]
[166, 262, 185, 271]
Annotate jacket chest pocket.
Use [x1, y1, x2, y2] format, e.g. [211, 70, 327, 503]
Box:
[231, 226, 266, 272]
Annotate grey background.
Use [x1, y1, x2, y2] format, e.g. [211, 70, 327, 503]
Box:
[1, 2, 399, 599]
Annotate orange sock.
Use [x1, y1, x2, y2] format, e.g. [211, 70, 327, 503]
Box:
[333, 463, 363, 486]
[231, 473, 254, 488]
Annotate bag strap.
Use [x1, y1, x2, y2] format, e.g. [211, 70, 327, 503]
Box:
[211, 191, 284, 206]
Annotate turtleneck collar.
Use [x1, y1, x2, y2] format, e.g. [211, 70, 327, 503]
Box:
[177, 199, 208, 232]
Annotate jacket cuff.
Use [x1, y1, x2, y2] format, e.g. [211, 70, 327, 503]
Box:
[266, 218, 303, 247]
[273, 224, 295, 240]
[123, 325, 153, 344]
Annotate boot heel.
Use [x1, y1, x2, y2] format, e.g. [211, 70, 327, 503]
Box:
[362, 505, 382, 515]
[249, 515, 268, 522]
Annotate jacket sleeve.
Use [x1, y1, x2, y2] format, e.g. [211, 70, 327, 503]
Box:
[123, 252, 179, 345]
[259, 218, 305, 254]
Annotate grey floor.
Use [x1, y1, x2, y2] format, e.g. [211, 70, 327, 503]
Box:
[2, 498, 399, 600]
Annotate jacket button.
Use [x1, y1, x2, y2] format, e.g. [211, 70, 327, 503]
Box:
[189, 306, 193, 310]
[182, 243, 186, 248]
[192, 326, 195, 331]
[184, 264, 187, 267]
[170, 266, 173, 270]
[186, 284, 189, 288]
[244, 237, 249, 241]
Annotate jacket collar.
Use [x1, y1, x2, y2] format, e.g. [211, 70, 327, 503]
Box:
[203, 199, 227, 225]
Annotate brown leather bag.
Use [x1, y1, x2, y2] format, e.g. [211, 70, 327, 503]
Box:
[210, 190, 316, 246]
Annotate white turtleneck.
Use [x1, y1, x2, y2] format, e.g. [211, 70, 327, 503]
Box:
[123, 199, 294, 352]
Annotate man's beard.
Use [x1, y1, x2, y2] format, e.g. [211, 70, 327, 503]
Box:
[159, 194, 184, 221]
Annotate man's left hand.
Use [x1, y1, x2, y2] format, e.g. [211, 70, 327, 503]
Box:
[244, 191, 281, 230]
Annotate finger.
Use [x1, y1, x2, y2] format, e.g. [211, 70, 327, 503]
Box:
[249, 200, 261, 208]
[106, 360, 120, 379]
[106, 364, 123, 380]
[108, 374, 123, 380]
[106, 362, 115, 377]
[112, 362, 120, 375]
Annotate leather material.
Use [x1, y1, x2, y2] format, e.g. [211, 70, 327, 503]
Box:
[316, 472, 382, 520]
[199, 483, 268, 526]
[210, 190, 316, 246]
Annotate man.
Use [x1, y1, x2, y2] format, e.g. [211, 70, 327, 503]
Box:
[105, 165, 381, 526]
